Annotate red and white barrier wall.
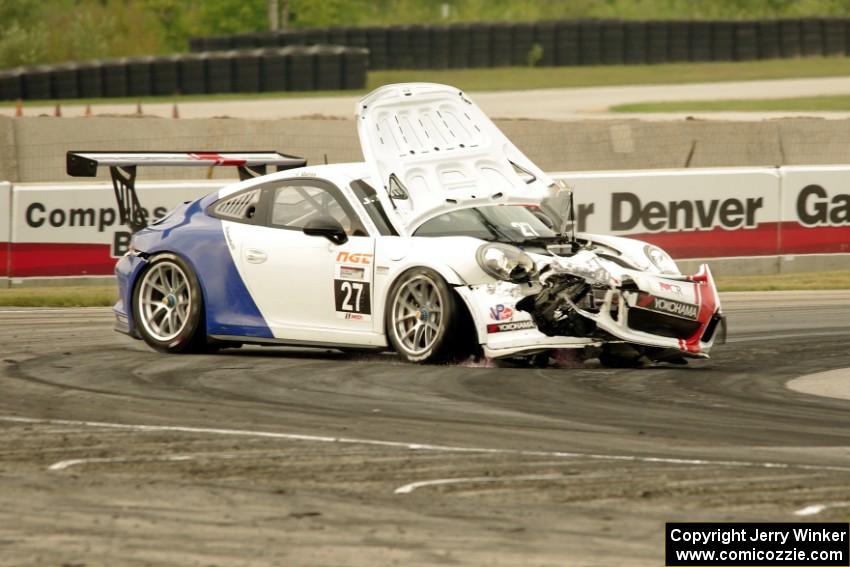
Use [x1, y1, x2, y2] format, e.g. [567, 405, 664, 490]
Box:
[556, 166, 849, 272]
[1, 182, 10, 281]
[1, 180, 221, 283]
[0, 167, 848, 284]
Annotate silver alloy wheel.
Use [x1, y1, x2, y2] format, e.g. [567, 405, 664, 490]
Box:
[137, 261, 191, 342]
[391, 274, 444, 356]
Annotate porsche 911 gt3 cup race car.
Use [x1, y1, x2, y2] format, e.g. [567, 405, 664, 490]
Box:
[66, 83, 725, 366]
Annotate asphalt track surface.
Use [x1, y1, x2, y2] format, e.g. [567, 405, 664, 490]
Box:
[6, 76, 850, 121]
[1, 290, 849, 566]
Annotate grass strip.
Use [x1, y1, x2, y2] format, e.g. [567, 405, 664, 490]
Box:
[612, 94, 850, 113]
[370, 57, 850, 92]
[0, 286, 117, 307]
[714, 270, 850, 292]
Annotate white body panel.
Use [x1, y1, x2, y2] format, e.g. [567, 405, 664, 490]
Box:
[357, 83, 554, 233]
[225, 220, 381, 346]
[454, 283, 595, 359]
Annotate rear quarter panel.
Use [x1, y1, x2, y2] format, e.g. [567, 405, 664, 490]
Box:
[129, 195, 272, 339]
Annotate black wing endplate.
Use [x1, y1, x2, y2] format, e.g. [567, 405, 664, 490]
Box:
[66, 151, 307, 232]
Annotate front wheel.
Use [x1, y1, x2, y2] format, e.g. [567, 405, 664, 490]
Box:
[132, 253, 207, 353]
[385, 268, 470, 363]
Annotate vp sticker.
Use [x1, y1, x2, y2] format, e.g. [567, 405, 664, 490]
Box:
[489, 304, 513, 321]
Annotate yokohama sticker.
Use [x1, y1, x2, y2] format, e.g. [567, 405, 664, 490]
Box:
[649, 297, 698, 320]
[487, 320, 535, 333]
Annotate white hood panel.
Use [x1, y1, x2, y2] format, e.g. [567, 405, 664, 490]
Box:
[357, 83, 553, 233]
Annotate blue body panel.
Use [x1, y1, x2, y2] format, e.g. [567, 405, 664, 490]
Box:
[114, 253, 147, 337]
[114, 195, 273, 340]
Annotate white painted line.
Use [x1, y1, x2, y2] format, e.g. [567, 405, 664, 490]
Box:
[48, 449, 295, 472]
[2, 415, 850, 476]
[794, 502, 850, 516]
[795, 505, 827, 516]
[394, 473, 564, 494]
[49, 455, 195, 471]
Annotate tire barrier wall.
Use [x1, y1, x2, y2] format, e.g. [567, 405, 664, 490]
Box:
[189, 18, 850, 70]
[1, 167, 847, 283]
[0, 46, 369, 101]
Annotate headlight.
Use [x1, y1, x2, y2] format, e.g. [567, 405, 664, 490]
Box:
[476, 243, 537, 283]
[644, 245, 679, 275]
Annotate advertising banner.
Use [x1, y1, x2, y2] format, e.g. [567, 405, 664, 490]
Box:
[3, 167, 849, 279]
[8, 181, 221, 278]
[778, 166, 850, 255]
[556, 168, 783, 259]
[0, 182, 10, 279]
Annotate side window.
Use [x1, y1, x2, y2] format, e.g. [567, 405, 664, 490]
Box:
[271, 183, 368, 236]
[210, 188, 262, 223]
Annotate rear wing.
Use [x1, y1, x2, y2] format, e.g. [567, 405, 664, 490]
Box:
[66, 151, 307, 232]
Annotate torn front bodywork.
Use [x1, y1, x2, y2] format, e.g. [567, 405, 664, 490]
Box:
[517, 250, 725, 359]
[455, 281, 595, 359]
[457, 247, 725, 360]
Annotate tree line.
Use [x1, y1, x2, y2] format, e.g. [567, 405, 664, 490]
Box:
[3, 0, 850, 68]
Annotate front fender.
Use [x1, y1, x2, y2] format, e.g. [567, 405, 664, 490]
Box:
[375, 235, 495, 285]
[372, 236, 497, 336]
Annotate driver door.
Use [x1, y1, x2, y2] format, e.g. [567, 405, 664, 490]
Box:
[226, 178, 378, 346]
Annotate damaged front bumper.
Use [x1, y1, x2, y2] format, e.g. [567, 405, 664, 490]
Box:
[457, 251, 725, 360]
[456, 281, 598, 359]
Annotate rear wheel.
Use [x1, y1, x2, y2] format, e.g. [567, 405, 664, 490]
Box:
[133, 253, 207, 353]
[386, 268, 471, 363]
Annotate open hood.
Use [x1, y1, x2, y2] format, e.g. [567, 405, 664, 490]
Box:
[357, 83, 554, 234]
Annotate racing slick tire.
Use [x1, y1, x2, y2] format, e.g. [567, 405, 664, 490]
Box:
[132, 253, 208, 354]
[386, 267, 472, 363]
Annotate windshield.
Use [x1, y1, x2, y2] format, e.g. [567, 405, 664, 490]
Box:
[413, 205, 558, 243]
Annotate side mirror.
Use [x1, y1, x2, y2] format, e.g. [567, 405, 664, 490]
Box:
[303, 216, 348, 245]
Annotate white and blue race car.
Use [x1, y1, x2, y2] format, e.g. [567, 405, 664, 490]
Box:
[66, 83, 724, 366]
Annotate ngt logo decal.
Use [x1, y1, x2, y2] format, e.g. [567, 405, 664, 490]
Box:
[651, 297, 699, 319]
[336, 252, 373, 265]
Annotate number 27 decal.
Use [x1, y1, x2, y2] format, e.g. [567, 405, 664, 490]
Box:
[334, 279, 372, 315]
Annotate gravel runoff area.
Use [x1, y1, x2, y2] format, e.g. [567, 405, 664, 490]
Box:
[5, 76, 850, 121]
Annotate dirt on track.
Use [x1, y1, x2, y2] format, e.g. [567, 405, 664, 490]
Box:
[1, 293, 850, 566]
